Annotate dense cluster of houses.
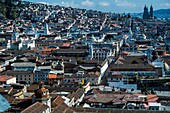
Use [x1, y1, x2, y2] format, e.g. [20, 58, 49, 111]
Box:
[0, 1, 170, 113]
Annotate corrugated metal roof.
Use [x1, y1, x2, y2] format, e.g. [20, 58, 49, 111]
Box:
[0, 94, 10, 112]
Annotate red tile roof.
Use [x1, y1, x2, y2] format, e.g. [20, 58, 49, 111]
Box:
[0, 75, 14, 82]
[21, 102, 49, 113]
[48, 74, 57, 79]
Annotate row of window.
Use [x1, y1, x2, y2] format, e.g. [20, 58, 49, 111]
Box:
[35, 78, 47, 81]
[34, 74, 48, 77]
[16, 75, 31, 77]
[17, 78, 31, 81]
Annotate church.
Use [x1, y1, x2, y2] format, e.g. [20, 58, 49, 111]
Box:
[143, 5, 154, 19]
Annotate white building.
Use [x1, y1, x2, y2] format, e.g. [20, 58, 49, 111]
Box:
[149, 102, 162, 111]
[89, 43, 115, 60]
[107, 74, 137, 90]
[11, 62, 36, 71]
[152, 59, 165, 76]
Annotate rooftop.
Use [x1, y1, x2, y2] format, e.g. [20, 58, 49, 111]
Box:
[21, 102, 49, 113]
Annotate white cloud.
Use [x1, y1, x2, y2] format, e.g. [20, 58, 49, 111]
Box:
[160, 3, 170, 7]
[99, 1, 110, 7]
[37, 2, 49, 5]
[115, 0, 136, 7]
[81, 0, 95, 7]
[54, 1, 79, 7]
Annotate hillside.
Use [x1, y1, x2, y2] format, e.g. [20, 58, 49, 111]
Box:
[132, 9, 170, 19]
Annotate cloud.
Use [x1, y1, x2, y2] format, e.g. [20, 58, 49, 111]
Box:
[160, 3, 170, 7]
[115, 0, 136, 7]
[37, 2, 49, 5]
[99, 1, 110, 7]
[54, 1, 79, 7]
[81, 0, 95, 7]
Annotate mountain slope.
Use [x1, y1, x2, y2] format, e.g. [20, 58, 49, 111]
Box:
[132, 9, 170, 19]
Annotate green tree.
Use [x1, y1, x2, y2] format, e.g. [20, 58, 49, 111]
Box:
[0, 0, 22, 19]
[0, 2, 6, 18]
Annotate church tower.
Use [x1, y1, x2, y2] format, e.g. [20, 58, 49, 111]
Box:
[143, 5, 149, 19]
[12, 25, 19, 41]
[44, 22, 50, 35]
[150, 5, 154, 19]
[34, 82, 51, 112]
[131, 19, 134, 33]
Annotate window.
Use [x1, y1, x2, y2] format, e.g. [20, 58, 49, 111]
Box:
[129, 107, 132, 109]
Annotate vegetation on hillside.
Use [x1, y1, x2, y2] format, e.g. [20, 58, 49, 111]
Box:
[0, 0, 22, 19]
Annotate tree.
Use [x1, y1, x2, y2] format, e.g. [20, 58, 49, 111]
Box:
[0, 2, 6, 18]
[0, 0, 22, 19]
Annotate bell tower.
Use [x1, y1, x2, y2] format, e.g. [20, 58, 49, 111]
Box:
[150, 5, 154, 19]
[34, 82, 51, 112]
[44, 22, 50, 35]
[143, 5, 149, 19]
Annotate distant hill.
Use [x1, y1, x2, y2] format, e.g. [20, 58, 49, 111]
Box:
[132, 9, 170, 19]
[154, 9, 170, 19]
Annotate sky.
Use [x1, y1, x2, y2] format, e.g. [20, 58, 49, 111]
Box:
[27, 0, 170, 13]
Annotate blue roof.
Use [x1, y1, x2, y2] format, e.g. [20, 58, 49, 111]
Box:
[0, 94, 11, 112]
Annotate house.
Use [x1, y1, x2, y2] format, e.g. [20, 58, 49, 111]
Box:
[160, 56, 170, 75]
[152, 59, 165, 76]
[11, 62, 36, 71]
[52, 49, 87, 57]
[107, 74, 137, 90]
[48, 73, 64, 85]
[89, 43, 115, 60]
[34, 66, 51, 83]
[67, 88, 85, 106]
[50, 60, 64, 74]
[3, 70, 34, 84]
[110, 56, 156, 76]
[21, 102, 50, 113]
[0, 75, 16, 85]
[63, 74, 100, 86]
[0, 86, 13, 95]
[149, 102, 162, 111]
[6, 84, 27, 99]
[82, 89, 126, 108]
[0, 55, 15, 72]
[51, 99, 74, 113]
